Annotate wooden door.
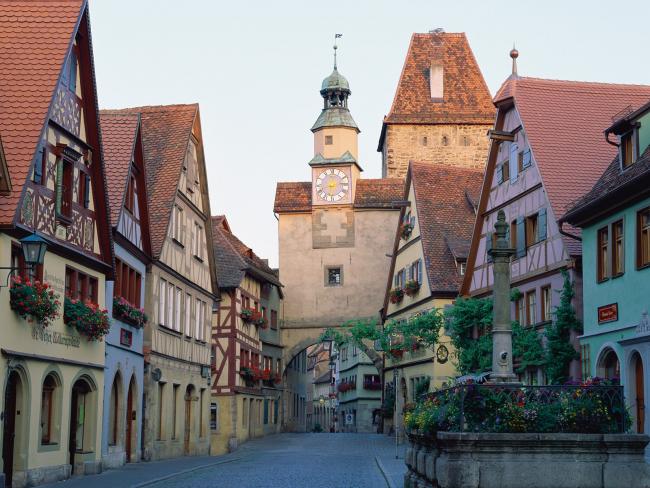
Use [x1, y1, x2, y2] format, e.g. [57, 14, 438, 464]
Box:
[636, 357, 645, 434]
[125, 383, 133, 462]
[2, 373, 18, 487]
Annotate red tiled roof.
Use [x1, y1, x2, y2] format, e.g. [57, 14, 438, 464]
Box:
[384, 32, 494, 126]
[274, 179, 404, 213]
[105, 104, 198, 258]
[99, 112, 139, 228]
[410, 162, 483, 293]
[496, 77, 650, 250]
[0, 0, 84, 224]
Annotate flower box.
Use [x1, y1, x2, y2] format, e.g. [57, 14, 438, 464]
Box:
[400, 222, 414, 240]
[404, 280, 421, 297]
[64, 297, 110, 341]
[113, 296, 147, 328]
[9, 276, 60, 327]
[240, 307, 256, 323]
[363, 381, 382, 391]
[389, 288, 404, 304]
[337, 382, 355, 393]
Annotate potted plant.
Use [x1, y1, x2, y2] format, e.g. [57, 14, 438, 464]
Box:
[389, 288, 404, 304]
[9, 276, 60, 327]
[113, 296, 148, 328]
[63, 297, 110, 341]
[404, 280, 420, 296]
[400, 222, 414, 240]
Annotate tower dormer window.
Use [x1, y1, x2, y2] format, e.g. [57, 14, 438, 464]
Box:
[429, 63, 444, 100]
[621, 131, 636, 168]
[325, 135, 333, 145]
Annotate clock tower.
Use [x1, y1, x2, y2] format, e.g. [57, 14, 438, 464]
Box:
[310, 47, 361, 207]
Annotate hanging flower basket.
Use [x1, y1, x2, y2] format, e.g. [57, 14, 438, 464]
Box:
[113, 296, 147, 328]
[240, 307, 256, 323]
[9, 276, 60, 327]
[400, 222, 414, 240]
[404, 280, 420, 297]
[389, 288, 404, 304]
[64, 297, 110, 341]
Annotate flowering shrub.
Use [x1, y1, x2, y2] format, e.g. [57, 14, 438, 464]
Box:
[404, 280, 420, 297]
[64, 297, 110, 341]
[404, 381, 630, 435]
[389, 288, 404, 304]
[113, 296, 147, 328]
[9, 276, 60, 327]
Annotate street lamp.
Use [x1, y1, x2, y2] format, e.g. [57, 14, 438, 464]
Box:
[0, 232, 48, 288]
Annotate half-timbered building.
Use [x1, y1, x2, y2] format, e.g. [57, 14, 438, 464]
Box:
[461, 51, 650, 383]
[108, 104, 218, 461]
[382, 162, 482, 440]
[0, 1, 114, 484]
[100, 112, 152, 468]
[210, 216, 284, 454]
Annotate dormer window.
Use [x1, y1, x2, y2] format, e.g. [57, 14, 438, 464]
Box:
[429, 63, 444, 100]
[620, 131, 636, 169]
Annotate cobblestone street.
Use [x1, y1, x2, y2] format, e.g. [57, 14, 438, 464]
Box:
[42, 434, 405, 488]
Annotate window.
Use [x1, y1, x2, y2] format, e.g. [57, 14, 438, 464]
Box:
[59, 159, 73, 219]
[621, 132, 636, 168]
[429, 63, 443, 99]
[159, 279, 167, 325]
[409, 260, 422, 284]
[325, 135, 333, 145]
[125, 175, 136, 214]
[327, 267, 342, 286]
[459, 261, 466, 276]
[175, 287, 182, 331]
[597, 227, 609, 282]
[496, 160, 510, 185]
[509, 143, 518, 183]
[12, 242, 43, 282]
[195, 298, 202, 340]
[352, 345, 358, 357]
[612, 220, 624, 277]
[515, 297, 524, 324]
[541, 286, 552, 322]
[65, 49, 78, 93]
[525, 214, 538, 248]
[638, 207, 650, 269]
[41, 374, 57, 444]
[421, 136, 428, 146]
[114, 259, 142, 307]
[271, 309, 278, 329]
[521, 149, 532, 169]
[193, 222, 204, 259]
[172, 385, 179, 439]
[210, 402, 218, 431]
[525, 290, 537, 326]
[64, 267, 97, 302]
[580, 344, 591, 378]
[394, 268, 406, 288]
[78, 172, 90, 209]
[167, 283, 174, 329]
[185, 293, 192, 336]
[33, 147, 47, 185]
[170, 205, 183, 244]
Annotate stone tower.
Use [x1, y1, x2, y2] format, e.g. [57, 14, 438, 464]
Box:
[378, 32, 495, 178]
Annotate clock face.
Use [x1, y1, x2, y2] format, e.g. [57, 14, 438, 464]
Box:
[315, 168, 349, 203]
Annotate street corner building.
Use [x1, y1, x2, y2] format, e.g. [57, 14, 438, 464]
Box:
[210, 216, 284, 454]
[99, 111, 152, 468]
[0, 0, 114, 485]
[461, 52, 650, 384]
[562, 99, 650, 439]
[377, 31, 495, 179]
[107, 104, 218, 461]
[382, 161, 483, 439]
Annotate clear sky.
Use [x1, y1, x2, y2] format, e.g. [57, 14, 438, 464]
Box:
[89, 0, 650, 267]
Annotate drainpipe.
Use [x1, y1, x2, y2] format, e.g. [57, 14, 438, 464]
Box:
[558, 221, 582, 242]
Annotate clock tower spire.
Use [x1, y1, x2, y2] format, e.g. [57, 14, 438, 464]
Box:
[310, 36, 361, 206]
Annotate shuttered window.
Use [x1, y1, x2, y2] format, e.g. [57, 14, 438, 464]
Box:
[509, 143, 518, 183]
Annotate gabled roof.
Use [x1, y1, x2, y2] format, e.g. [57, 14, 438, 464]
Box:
[410, 162, 483, 293]
[314, 370, 332, 385]
[493, 77, 650, 244]
[563, 146, 650, 227]
[211, 215, 281, 289]
[105, 104, 198, 258]
[99, 112, 140, 227]
[383, 32, 494, 127]
[273, 179, 403, 213]
[0, 0, 84, 224]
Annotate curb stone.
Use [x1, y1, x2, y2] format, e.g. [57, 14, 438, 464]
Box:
[375, 456, 397, 488]
[132, 457, 242, 487]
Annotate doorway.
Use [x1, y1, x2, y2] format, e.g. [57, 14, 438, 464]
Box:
[2, 371, 19, 487]
[635, 354, 645, 434]
[184, 385, 194, 455]
[68, 379, 91, 474]
[125, 378, 135, 462]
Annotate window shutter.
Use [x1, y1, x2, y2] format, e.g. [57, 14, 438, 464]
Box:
[418, 259, 422, 284]
[537, 208, 547, 241]
[522, 149, 532, 168]
[83, 174, 91, 208]
[496, 164, 503, 184]
[516, 217, 526, 258]
[509, 144, 518, 183]
[486, 232, 494, 263]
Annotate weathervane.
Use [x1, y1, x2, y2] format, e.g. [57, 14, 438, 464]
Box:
[333, 33, 342, 69]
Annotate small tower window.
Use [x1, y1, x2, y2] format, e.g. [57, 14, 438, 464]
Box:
[421, 136, 428, 146]
[429, 63, 444, 100]
[441, 135, 448, 146]
[325, 135, 333, 145]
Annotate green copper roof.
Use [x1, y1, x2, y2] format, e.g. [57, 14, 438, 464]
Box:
[309, 151, 356, 166]
[321, 67, 350, 93]
[311, 107, 359, 132]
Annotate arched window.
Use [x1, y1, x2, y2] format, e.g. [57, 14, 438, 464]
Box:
[41, 373, 60, 444]
[108, 374, 121, 446]
[598, 349, 621, 382]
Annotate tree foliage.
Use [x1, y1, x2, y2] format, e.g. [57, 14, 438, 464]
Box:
[544, 270, 582, 384]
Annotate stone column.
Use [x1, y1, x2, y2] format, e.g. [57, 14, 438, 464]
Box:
[489, 210, 518, 383]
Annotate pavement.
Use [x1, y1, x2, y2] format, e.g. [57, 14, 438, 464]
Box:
[42, 433, 407, 488]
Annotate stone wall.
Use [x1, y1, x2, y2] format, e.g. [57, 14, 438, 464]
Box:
[382, 124, 491, 179]
[405, 432, 650, 488]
